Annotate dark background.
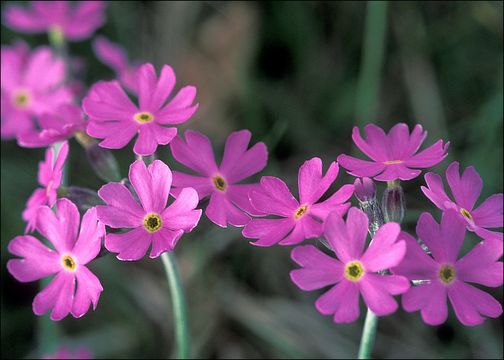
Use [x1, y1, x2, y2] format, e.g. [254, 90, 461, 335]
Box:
[1, 1, 503, 358]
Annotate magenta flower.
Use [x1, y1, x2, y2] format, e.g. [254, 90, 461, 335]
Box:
[96, 160, 202, 260]
[422, 161, 503, 242]
[1, 43, 73, 139]
[337, 123, 449, 181]
[23, 141, 69, 233]
[170, 130, 268, 227]
[290, 208, 409, 323]
[17, 104, 86, 148]
[392, 210, 503, 326]
[242, 158, 354, 246]
[92, 36, 139, 93]
[7, 199, 105, 321]
[3, 1, 106, 41]
[83, 63, 198, 156]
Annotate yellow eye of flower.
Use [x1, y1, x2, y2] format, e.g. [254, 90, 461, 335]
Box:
[459, 208, 473, 221]
[344, 261, 365, 282]
[438, 264, 456, 285]
[143, 213, 162, 232]
[61, 255, 77, 272]
[134, 112, 155, 123]
[212, 175, 227, 192]
[294, 204, 309, 220]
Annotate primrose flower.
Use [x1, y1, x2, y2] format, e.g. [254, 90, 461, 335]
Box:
[1, 43, 73, 139]
[83, 63, 198, 156]
[23, 141, 69, 233]
[337, 123, 449, 181]
[92, 36, 139, 93]
[170, 130, 267, 227]
[242, 157, 354, 246]
[3, 1, 107, 41]
[290, 208, 409, 323]
[96, 160, 201, 260]
[422, 161, 503, 242]
[7, 199, 105, 321]
[392, 210, 503, 326]
[17, 104, 86, 148]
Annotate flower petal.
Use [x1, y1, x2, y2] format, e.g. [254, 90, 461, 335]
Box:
[404, 140, 449, 168]
[290, 245, 344, 290]
[171, 171, 214, 200]
[7, 235, 60, 282]
[243, 218, 295, 247]
[33, 271, 75, 321]
[309, 184, 353, 220]
[170, 131, 219, 176]
[55, 198, 81, 252]
[149, 228, 184, 258]
[390, 232, 438, 280]
[133, 125, 159, 156]
[138, 64, 175, 112]
[359, 274, 409, 316]
[206, 192, 250, 228]
[388, 123, 411, 159]
[226, 184, 263, 216]
[71, 266, 103, 318]
[373, 164, 421, 182]
[445, 162, 482, 211]
[249, 176, 298, 216]
[105, 227, 151, 261]
[448, 281, 503, 326]
[162, 187, 201, 232]
[353, 125, 389, 161]
[337, 154, 386, 178]
[298, 158, 339, 205]
[361, 222, 406, 272]
[421, 172, 453, 210]
[97, 182, 144, 227]
[402, 282, 448, 325]
[72, 208, 104, 265]
[129, 160, 154, 212]
[83, 80, 137, 121]
[315, 280, 360, 323]
[36, 204, 67, 253]
[472, 193, 503, 228]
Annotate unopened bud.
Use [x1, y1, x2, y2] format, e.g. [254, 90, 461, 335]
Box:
[381, 180, 405, 223]
[65, 186, 103, 211]
[86, 142, 121, 183]
[354, 177, 376, 203]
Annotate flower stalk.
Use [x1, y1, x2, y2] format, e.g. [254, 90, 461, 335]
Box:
[161, 252, 190, 359]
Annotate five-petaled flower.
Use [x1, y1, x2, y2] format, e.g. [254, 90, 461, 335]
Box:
[83, 63, 199, 156]
[338, 123, 449, 181]
[392, 210, 503, 326]
[7, 198, 105, 321]
[422, 161, 503, 242]
[290, 208, 410, 323]
[23, 141, 69, 233]
[242, 157, 354, 246]
[3, 1, 107, 41]
[1, 42, 73, 140]
[170, 130, 268, 227]
[96, 160, 202, 260]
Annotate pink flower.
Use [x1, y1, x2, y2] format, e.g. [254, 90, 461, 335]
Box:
[242, 158, 354, 246]
[337, 123, 449, 181]
[92, 36, 139, 93]
[392, 210, 503, 326]
[1, 43, 73, 139]
[170, 130, 268, 227]
[422, 161, 503, 242]
[17, 104, 86, 148]
[83, 63, 199, 156]
[290, 208, 409, 323]
[23, 141, 69, 233]
[3, 1, 106, 41]
[96, 160, 202, 260]
[7, 199, 105, 321]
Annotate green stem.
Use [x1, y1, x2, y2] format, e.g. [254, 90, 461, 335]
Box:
[358, 310, 379, 359]
[161, 252, 190, 359]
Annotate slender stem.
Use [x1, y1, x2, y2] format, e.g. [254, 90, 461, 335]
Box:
[161, 252, 190, 359]
[358, 310, 379, 359]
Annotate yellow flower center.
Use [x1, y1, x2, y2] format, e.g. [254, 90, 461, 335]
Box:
[383, 160, 402, 165]
[438, 264, 456, 285]
[12, 89, 31, 108]
[294, 204, 309, 220]
[212, 175, 227, 192]
[459, 208, 473, 221]
[61, 254, 77, 272]
[134, 112, 155, 124]
[143, 213, 162, 232]
[344, 261, 365, 282]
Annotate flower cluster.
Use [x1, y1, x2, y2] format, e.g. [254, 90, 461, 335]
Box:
[2, 5, 502, 360]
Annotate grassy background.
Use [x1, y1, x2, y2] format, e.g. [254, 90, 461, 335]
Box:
[1, 1, 503, 358]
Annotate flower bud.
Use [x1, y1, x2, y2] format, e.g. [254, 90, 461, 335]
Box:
[354, 177, 376, 203]
[381, 181, 406, 223]
[64, 186, 103, 211]
[86, 142, 121, 183]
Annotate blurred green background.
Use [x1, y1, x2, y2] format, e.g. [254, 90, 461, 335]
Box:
[1, 1, 503, 359]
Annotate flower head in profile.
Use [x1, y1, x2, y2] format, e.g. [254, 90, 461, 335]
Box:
[242, 158, 354, 246]
[43, 346, 93, 360]
[170, 130, 267, 228]
[337, 123, 449, 181]
[392, 210, 503, 326]
[3, 1, 107, 41]
[23, 141, 69, 233]
[290, 208, 409, 323]
[7, 199, 105, 321]
[96, 160, 202, 260]
[422, 161, 503, 242]
[83, 63, 198, 156]
[18, 104, 86, 148]
[1, 43, 72, 139]
[92, 35, 139, 93]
